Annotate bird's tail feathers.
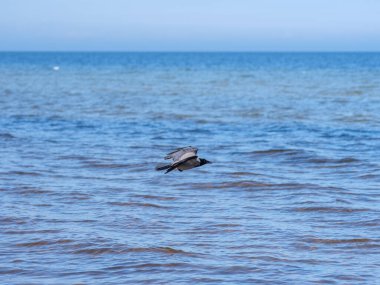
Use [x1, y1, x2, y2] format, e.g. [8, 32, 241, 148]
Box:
[155, 164, 171, 171]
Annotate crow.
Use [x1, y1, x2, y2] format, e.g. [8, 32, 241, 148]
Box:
[156, 146, 211, 174]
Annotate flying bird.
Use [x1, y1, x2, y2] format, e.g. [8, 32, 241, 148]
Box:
[156, 146, 211, 174]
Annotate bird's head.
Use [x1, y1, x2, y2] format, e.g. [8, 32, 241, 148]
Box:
[199, 158, 212, 166]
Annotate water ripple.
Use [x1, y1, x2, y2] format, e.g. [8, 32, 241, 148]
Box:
[1, 52, 380, 284]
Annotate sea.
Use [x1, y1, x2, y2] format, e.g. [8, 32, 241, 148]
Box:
[1, 52, 380, 284]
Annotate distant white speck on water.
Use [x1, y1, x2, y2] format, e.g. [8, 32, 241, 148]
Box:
[53, 66, 60, 71]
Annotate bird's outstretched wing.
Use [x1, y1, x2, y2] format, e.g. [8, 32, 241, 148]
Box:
[165, 155, 198, 174]
[164, 146, 198, 162]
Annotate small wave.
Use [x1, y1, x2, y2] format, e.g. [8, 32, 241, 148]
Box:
[194, 118, 218, 124]
[237, 110, 262, 118]
[10, 114, 39, 120]
[104, 265, 127, 271]
[248, 148, 310, 160]
[345, 89, 364, 96]
[250, 255, 321, 265]
[150, 113, 194, 120]
[128, 247, 193, 255]
[5, 229, 60, 235]
[73, 246, 192, 256]
[81, 160, 148, 170]
[309, 157, 359, 164]
[251, 149, 299, 155]
[178, 181, 329, 191]
[239, 74, 255, 78]
[16, 239, 73, 247]
[108, 202, 169, 209]
[84, 162, 131, 169]
[15, 187, 50, 194]
[33, 203, 52, 207]
[306, 238, 372, 244]
[70, 219, 96, 223]
[178, 181, 272, 189]
[0, 268, 25, 275]
[133, 194, 177, 201]
[191, 278, 224, 283]
[75, 122, 96, 129]
[7, 171, 41, 176]
[293, 206, 368, 213]
[172, 114, 195, 120]
[336, 219, 380, 227]
[58, 155, 90, 161]
[228, 171, 283, 179]
[133, 262, 188, 268]
[336, 115, 372, 123]
[229, 171, 257, 176]
[214, 223, 241, 228]
[250, 149, 361, 169]
[215, 265, 255, 274]
[0, 217, 28, 225]
[66, 192, 91, 200]
[306, 157, 360, 166]
[73, 248, 124, 255]
[3, 89, 12, 96]
[0, 133, 15, 139]
[358, 174, 380, 179]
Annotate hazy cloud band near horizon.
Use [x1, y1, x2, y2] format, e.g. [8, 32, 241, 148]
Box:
[1, 0, 379, 51]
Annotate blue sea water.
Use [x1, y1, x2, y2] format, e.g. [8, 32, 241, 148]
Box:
[1, 52, 380, 284]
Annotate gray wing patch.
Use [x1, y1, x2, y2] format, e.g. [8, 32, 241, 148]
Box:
[164, 146, 198, 162]
[165, 155, 198, 174]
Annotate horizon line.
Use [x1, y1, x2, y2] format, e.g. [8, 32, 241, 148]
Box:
[0, 50, 380, 53]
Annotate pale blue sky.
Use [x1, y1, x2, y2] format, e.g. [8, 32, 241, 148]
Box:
[1, 0, 379, 51]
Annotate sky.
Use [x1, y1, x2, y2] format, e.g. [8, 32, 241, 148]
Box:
[0, 0, 380, 51]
